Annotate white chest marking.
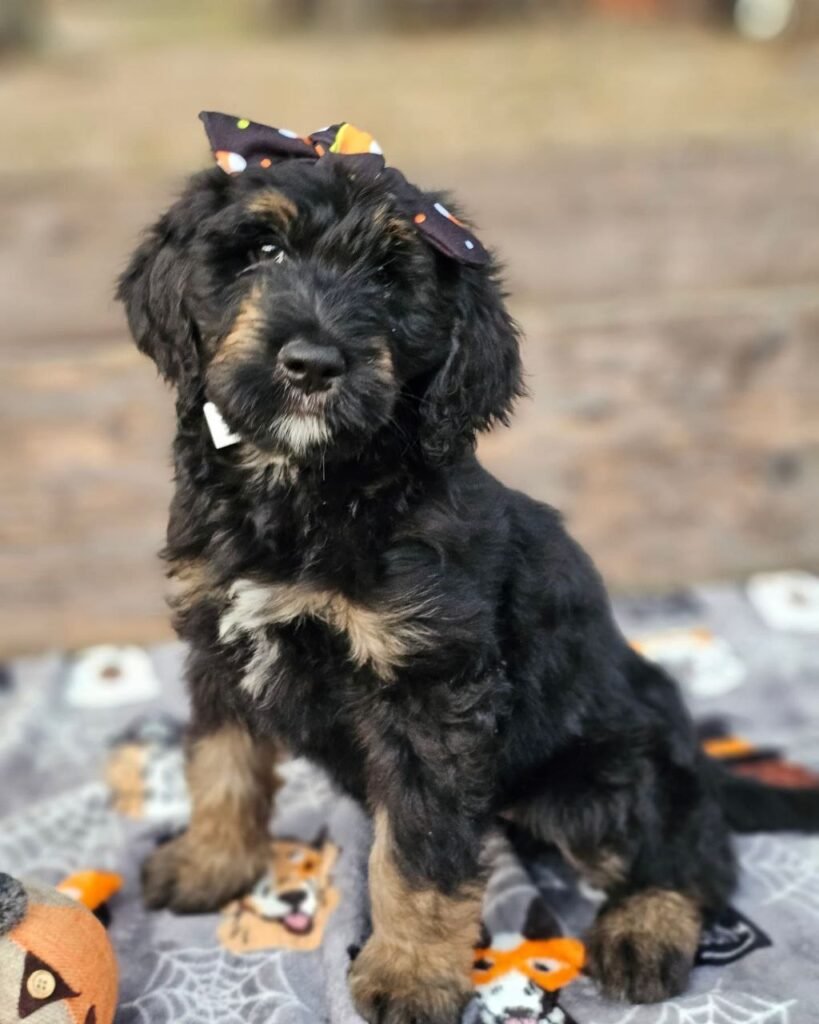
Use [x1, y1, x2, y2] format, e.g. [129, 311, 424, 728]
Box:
[219, 578, 434, 683]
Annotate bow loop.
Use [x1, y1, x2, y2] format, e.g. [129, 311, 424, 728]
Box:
[198, 111, 489, 267]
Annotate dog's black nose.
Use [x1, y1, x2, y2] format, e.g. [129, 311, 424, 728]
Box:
[278, 889, 305, 908]
[279, 339, 344, 393]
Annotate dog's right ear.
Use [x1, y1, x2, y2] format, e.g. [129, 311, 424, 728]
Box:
[117, 207, 200, 399]
[117, 174, 227, 403]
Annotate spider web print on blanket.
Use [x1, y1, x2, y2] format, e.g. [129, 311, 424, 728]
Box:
[739, 835, 819, 921]
[117, 946, 324, 1024]
[608, 985, 796, 1024]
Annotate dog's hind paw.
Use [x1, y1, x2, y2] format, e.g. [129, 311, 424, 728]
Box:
[587, 888, 701, 1003]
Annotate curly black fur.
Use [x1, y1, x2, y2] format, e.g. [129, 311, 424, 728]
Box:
[118, 151, 819, 1014]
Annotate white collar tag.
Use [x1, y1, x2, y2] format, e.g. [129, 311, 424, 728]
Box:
[203, 402, 241, 449]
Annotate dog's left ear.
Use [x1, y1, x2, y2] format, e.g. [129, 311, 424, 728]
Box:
[419, 262, 524, 464]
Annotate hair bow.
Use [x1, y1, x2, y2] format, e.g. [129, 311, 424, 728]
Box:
[199, 111, 488, 267]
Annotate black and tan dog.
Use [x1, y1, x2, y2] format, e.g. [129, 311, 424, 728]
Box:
[118, 113, 819, 1022]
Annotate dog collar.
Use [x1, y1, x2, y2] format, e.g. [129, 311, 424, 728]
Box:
[203, 401, 241, 449]
[199, 111, 489, 267]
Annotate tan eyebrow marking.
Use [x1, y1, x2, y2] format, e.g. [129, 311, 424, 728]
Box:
[246, 191, 297, 225]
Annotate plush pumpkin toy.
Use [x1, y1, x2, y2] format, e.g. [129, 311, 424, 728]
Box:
[0, 871, 119, 1024]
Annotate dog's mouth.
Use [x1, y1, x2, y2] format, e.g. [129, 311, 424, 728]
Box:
[207, 353, 399, 461]
[283, 388, 333, 417]
[280, 910, 314, 934]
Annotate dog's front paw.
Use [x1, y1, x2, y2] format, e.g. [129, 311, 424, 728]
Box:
[349, 938, 472, 1024]
[587, 889, 701, 1003]
[142, 831, 268, 914]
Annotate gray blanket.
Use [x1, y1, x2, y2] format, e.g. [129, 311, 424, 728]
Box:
[1, 574, 818, 1024]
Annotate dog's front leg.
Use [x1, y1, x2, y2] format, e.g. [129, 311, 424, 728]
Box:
[350, 809, 485, 1024]
[349, 675, 496, 1024]
[142, 722, 278, 912]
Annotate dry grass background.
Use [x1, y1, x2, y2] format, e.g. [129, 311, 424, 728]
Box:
[3, 8, 819, 179]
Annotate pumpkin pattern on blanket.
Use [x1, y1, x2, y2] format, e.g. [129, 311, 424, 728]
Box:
[218, 838, 340, 953]
[472, 898, 584, 1024]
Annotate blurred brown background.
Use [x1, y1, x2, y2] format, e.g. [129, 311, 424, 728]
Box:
[1, 0, 818, 656]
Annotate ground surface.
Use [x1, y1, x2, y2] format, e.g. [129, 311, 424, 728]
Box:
[2, 7, 818, 655]
[2, 581, 819, 1023]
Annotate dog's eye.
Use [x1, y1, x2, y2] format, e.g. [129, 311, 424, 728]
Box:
[259, 243, 286, 265]
[237, 242, 287, 278]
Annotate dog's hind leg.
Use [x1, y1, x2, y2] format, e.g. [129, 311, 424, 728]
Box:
[510, 751, 738, 1004]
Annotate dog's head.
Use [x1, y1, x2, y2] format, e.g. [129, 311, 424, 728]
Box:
[117, 118, 522, 465]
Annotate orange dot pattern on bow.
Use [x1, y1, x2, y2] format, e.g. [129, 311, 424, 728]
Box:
[330, 123, 383, 156]
[198, 111, 490, 265]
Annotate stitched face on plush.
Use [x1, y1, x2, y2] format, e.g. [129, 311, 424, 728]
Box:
[118, 155, 523, 466]
[218, 839, 339, 953]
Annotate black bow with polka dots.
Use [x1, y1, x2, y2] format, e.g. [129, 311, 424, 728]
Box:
[199, 111, 489, 267]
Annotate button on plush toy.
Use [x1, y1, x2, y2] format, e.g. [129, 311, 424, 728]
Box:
[0, 872, 119, 1024]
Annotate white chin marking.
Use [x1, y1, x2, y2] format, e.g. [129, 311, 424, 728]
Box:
[274, 414, 330, 454]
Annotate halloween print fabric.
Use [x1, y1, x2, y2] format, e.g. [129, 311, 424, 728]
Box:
[0, 575, 818, 1023]
[198, 111, 490, 267]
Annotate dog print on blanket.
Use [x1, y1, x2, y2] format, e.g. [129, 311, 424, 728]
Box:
[472, 899, 584, 1024]
[218, 837, 340, 953]
[106, 716, 189, 822]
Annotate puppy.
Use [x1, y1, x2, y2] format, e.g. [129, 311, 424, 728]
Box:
[118, 113, 819, 1022]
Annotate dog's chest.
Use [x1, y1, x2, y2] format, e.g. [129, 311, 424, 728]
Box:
[217, 576, 427, 696]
